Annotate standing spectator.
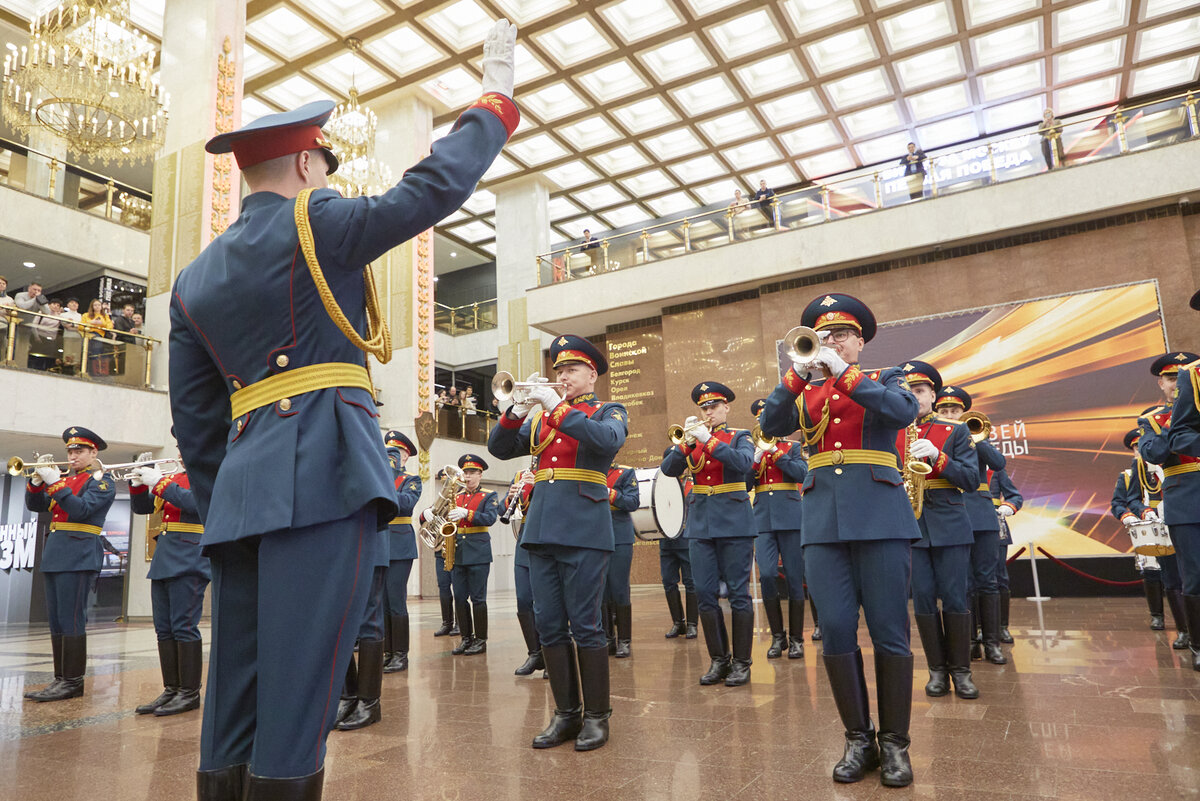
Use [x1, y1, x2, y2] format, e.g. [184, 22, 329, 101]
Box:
[0, 275, 13, 307]
[581, 229, 601, 272]
[446, 386, 462, 437]
[754, 179, 777, 227]
[1038, 108, 1065, 170]
[60, 298, 81, 327]
[28, 298, 65, 371]
[113, 303, 138, 343]
[58, 298, 82, 375]
[14, 282, 49, 319]
[899, 143, 926, 200]
[80, 298, 114, 375]
[462, 386, 477, 415]
[729, 189, 751, 239]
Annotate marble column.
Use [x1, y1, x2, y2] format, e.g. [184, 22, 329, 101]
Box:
[493, 174, 556, 378]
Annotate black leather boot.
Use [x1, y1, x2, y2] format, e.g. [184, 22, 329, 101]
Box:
[434, 595, 454, 636]
[533, 644, 583, 748]
[384, 614, 409, 672]
[575, 645, 611, 751]
[685, 591, 699, 639]
[136, 638, 179, 714]
[451, 600, 474, 654]
[1145, 581, 1165, 630]
[725, 610, 754, 686]
[614, 604, 632, 658]
[1184, 595, 1200, 672]
[914, 613, 949, 697]
[810, 597, 822, 641]
[245, 768, 324, 800]
[970, 593, 983, 660]
[1166, 589, 1190, 649]
[156, 639, 202, 716]
[26, 633, 65, 701]
[698, 609, 731, 685]
[515, 610, 545, 675]
[763, 597, 786, 659]
[980, 593, 1007, 664]
[464, 602, 488, 655]
[196, 764, 247, 801]
[602, 603, 616, 654]
[788, 600, 806, 658]
[338, 639, 383, 730]
[664, 587, 686, 638]
[823, 650, 879, 783]
[35, 633, 85, 701]
[875, 652, 915, 787]
[999, 588, 1015, 642]
[943, 611, 979, 699]
[336, 655, 358, 725]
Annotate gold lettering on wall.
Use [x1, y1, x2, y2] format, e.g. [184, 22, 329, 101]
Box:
[607, 323, 666, 468]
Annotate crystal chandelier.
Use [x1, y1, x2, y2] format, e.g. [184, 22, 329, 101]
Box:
[325, 38, 392, 198]
[1, 0, 168, 166]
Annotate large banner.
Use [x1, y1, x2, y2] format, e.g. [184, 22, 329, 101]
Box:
[780, 282, 1169, 558]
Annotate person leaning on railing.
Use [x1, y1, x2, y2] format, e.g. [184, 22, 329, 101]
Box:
[80, 298, 114, 375]
[28, 298, 66, 371]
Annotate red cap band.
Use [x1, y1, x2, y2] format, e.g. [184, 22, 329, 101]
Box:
[230, 125, 333, 171]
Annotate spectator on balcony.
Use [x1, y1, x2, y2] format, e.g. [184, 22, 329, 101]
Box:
[899, 143, 927, 200]
[581, 229, 602, 272]
[61, 298, 81, 328]
[113, 303, 139, 343]
[753, 180, 777, 227]
[81, 298, 114, 376]
[437, 388, 450, 408]
[14, 282, 49, 318]
[0, 275, 13, 307]
[462, 387, 477, 414]
[28, 298, 65, 371]
[729, 189, 752, 239]
[1038, 108, 1065, 170]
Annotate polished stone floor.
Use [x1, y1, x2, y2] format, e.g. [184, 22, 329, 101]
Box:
[1, 586, 1198, 800]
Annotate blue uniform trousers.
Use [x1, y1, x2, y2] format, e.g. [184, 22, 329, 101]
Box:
[199, 507, 379, 779]
[996, 539, 1010, 591]
[911, 544, 971, 616]
[690, 538, 754, 615]
[529, 545, 609, 649]
[1168, 523, 1200, 595]
[357, 566, 387, 641]
[1158, 553, 1181, 592]
[435, 553, 453, 601]
[515, 562, 534, 617]
[804, 540, 912, 657]
[755, 530, 805, 601]
[604, 543, 633, 606]
[385, 559, 413, 617]
[969, 529, 1001, 596]
[451, 563, 489, 605]
[43, 570, 97, 636]
[151, 575, 209, 641]
[659, 546, 694, 593]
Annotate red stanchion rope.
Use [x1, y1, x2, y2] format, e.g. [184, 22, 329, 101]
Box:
[1034, 546, 1143, 587]
[1005, 546, 1026, 564]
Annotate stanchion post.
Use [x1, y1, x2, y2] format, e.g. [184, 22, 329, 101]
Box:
[1027, 542, 1050, 602]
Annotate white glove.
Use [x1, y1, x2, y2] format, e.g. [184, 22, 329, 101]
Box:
[813, 346, 849, 376]
[506, 397, 533, 420]
[763, 441, 778, 455]
[997, 504, 1015, 518]
[753, 447, 765, 464]
[791, 360, 816, 381]
[908, 438, 939, 461]
[520, 469, 535, 485]
[481, 19, 517, 98]
[692, 424, 712, 445]
[129, 472, 144, 487]
[528, 383, 564, 412]
[447, 507, 468, 522]
[137, 466, 163, 488]
[1121, 513, 1139, 525]
[36, 465, 61, 486]
[1143, 509, 1159, 522]
[421, 508, 434, 523]
[1150, 464, 1165, 482]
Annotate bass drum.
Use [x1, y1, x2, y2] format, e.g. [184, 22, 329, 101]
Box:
[631, 467, 686, 541]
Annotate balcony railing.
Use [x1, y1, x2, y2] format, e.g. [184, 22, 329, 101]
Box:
[2, 305, 160, 388]
[537, 89, 1200, 285]
[435, 405, 497, 444]
[0, 137, 152, 231]
[434, 298, 498, 335]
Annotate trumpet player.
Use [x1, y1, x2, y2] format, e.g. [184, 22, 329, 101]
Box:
[748, 398, 809, 660]
[661, 382, 756, 688]
[604, 463, 640, 658]
[506, 467, 544, 676]
[897, 361, 979, 700]
[383, 431, 422, 673]
[22, 427, 116, 703]
[758, 293, 920, 788]
[129, 449, 211, 717]
[487, 334, 627, 751]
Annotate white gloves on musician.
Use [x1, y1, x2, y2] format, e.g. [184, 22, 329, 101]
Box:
[447, 507, 468, 523]
[526, 382, 564, 413]
[813, 346, 849, 377]
[754, 442, 777, 463]
[136, 466, 163, 489]
[1142, 509, 1160, 522]
[420, 508, 434, 524]
[997, 504, 1015, 518]
[692, 424, 712, 445]
[1121, 513, 1139, 525]
[908, 438, 939, 461]
[34, 466, 61, 486]
[481, 19, 517, 98]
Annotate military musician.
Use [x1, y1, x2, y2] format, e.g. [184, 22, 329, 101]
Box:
[383, 431, 422, 673]
[438, 454, 499, 656]
[759, 293, 919, 788]
[659, 472, 698, 640]
[989, 467, 1024, 643]
[604, 463, 640, 658]
[487, 334, 626, 751]
[506, 467, 544, 676]
[661, 382, 756, 688]
[432, 466, 459, 639]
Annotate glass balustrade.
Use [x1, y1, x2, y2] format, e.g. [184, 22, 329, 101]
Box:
[1, 305, 159, 388]
[433, 298, 498, 335]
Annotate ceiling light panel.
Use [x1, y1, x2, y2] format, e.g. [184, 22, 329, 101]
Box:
[734, 53, 807, 97]
[439, 210, 468, 225]
[855, 133, 912, 165]
[972, 20, 1043, 69]
[492, 0, 573, 25]
[534, 17, 615, 67]
[1055, 38, 1125, 83]
[548, 196, 583, 220]
[879, 2, 956, 54]
[575, 60, 649, 103]
[781, 121, 842, 155]
[804, 27, 879, 76]
[241, 44, 277, 82]
[544, 160, 601, 188]
[668, 154, 725, 183]
[965, 0, 1039, 27]
[694, 180, 741, 204]
[421, 0, 495, 52]
[421, 67, 482, 108]
[1131, 54, 1200, 95]
[892, 44, 964, 90]
[304, 0, 390, 35]
[642, 127, 706, 160]
[521, 81, 589, 121]
[1142, 0, 1199, 20]
[506, 133, 569, 166]
[683, 0, 743, 17]
[558, 116, 622, 150]
[799, 149, 855, 178]
[593, 145, 651, 174]
[916, 114, 980, 148]
[706, 10, 784, 60]
[558, 217, 604, 239]
[601, 0, 683, 43]
[493, 44, 554, 86]
[978, 60, 1045, 102]
[782, 0, 861, 36]
[638, 36, 716, 83]
[758, 89, 826, 128]
[670, 75, 742, 115]
[840, 102, 903, 138]
[241, 97, 275, 124]
[364, 26, 444, 76]
[754, 163, 798, 187]
[573, 183, 629, 209]
[448, 220, 496, 243]
[1054, 0, 1129, 46]
[982, 95, 1045, 132]
[907, 83, 970, 122]
[698, 110, 763, 145]
[246, 8, 333, 60]
[477, 243, 497, 255]
[1135, 16, 1200, 61]
[724, 140, 783, 170]
[1054, 75, 1120, 113]
[481, 153, 520, 181]
[308, 53, 389, 95]
[461, 190, 496, 214]
[646, 191, 698, 217]
[261, 75, 331, 109]
[825, 68, 892, 110]
[621, 169, 676, 196]
[600, 204, 654, 228]
[612, 96, 680, 134]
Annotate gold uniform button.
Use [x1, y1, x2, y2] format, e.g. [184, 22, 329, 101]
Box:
[236, 420, 244, 431]
[834, 468, 843, 475]
[276, 354, 289, 368]
[279, 398, 292, 411]
[833, 417, 841, 424]
[832, 394, 840, 400]
[231, 379, 242, 389]
[834, 441, 842, 448]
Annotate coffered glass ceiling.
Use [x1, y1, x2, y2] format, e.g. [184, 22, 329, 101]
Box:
[3, 0, 1197, 259]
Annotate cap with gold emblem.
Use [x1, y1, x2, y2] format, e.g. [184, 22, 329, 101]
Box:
[1123, 428, 1141, 450]
[900, 359, 943, 394]
[384, 430, 417, 456]
[205, 100, 340, 175]
[800, 292, 877, 343]
[934, 385, 972, 411]
[550, 334, 608, 375]
[459, 453, 488, 472]
[750, 398, 767, 416]
[62, 426, 107, 451]
[1150, 351, 1199, 377]
[692, 382, 735, 407]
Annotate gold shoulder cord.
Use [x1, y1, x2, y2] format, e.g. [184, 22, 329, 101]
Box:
[294, 189, 393, 371]
[1135, 453, 1161, 494]
[530, 417, 553, 457]
[686, 450, 706, 474]
[797, 394, 831, 448]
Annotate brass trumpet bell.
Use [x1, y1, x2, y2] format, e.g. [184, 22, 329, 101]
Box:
[6, 455, 70, 478]
[783, 325, 823, 364]
[751, 425, 777, 451]
[961, 411, 992, 444]
[667, 416, 707, 446]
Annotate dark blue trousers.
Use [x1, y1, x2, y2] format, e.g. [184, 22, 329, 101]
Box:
[43, 570, 96, 636]
[659, 545, 694, 593]
[604, 543, 633, 606]
[1158, 553, 1181, 592]
[690, 537, 754, 614]
[528, 545, 609, 649]
[151, 575, 209, 641]
[1169, 523, 1200, 595]
[385, 559, 413, 617]
[911, 544, 971, 615]
[450, 563, 489, 605]
[515, 562, 533, 617]
[804, 540, 912, 657]
[755, 530, 805, 600]
[357, 566, 387, 641]
[435, 552, 453, 601]
[969, 529, 1001, 596]
[199, 507, 379, 779]
[996, 538, 1010, 590]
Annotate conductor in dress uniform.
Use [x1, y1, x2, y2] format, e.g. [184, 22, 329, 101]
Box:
[759, 293, 920, 788]
[661, 382, 757, 687]
[487, 334, 627, 751]
[167, 20, 520, 799]
[383, 431, 422, 673]
[23, 427, 116, 703]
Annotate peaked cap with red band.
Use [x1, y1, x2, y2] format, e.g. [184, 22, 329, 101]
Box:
[692, 381, 735, 407]
[799, 292, 877, 342]
[1150, 351, 1199, 377]
[900, 359, 943, 394]
[205, 100, 340, 175]
[458, 453, 489, 472]
[1123, 428, 1141, 450]
[550, 334, 608, 375]
[934, 385, 972, 411]
[384, 429, 417, 457]
[62, 426, 107, 451]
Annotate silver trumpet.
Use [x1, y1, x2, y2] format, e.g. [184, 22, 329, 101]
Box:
[491, 371, 566, 405]
[783, 325, 831, 378]
[107, 452, 183, 481]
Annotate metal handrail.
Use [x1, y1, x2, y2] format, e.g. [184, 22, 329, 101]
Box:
[2, 304, 160, 386]
[434, 405, 498, 444]
[433, 297, 498, 335]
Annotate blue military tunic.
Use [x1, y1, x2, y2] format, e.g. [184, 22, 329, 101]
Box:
[387, 447, 421, 561]
[899, 415, 977, 548]
[751, 441, 807, 535]
[131, 473, 212, 580]
[963, 439, 1006, 532]
[453, 490, 500, 565]
[607, 466, 640, 545]
[660, 426, 756, 538]
[27, 469, 115, 573]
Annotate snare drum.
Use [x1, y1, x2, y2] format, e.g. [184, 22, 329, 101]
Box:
[631, 467, 686, 541]
[1127, 519, 1175, 557]
[1134, 553, 1161, 572]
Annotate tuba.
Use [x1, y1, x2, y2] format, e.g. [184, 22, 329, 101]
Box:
[420, 465, 466, 571]
[961, 411, 992, 444]
[903, 423, 933, 518]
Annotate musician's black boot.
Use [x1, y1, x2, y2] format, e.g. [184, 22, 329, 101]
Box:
[1167, 589, 1190, 649]
[336, 655, 357, 726]
[1145, 580, 1165, 630]
[196, 764, 247, 801]
[34, 634, 85, 702]
[980, 593, 1008, 665]
[914, 613, 949, 697]
[615, 604, 632, 658]
[575, 645, 611, 751]
[434, 595, 454, 637]
[824, 649, 879, 783]
[788, 599, 806, 658]
[155, 639, 202, 716]
[943, 612, 980, 699]
[384, 614, 409, 673]
[809, 597, 822, 641]
[338, 639, 383, 730]
[999, 588, 1015, 643]
[245, 768, 323, 801]
[664, 587, 686, 638]
[26, 633, 65, 700]
[1184, 595, 1200, 672]
[970, 593, 983, 661]
[451, 600, 474, 654]
[763, 597, 786, 659]
[515, 610, 545, 675]
[685, 591, 699, 639]
[463, 602, 488, 655]
[875, 652, 915, 788]
[725, 610, 754, 686]
[533, 644, 582, 748]
[698, 609, 731, 685]
[136, 638, 179, 714]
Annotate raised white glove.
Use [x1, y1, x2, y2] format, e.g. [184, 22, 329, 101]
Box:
[528, 384, 563, 412]
[753, 447, 765, 464]
[791, 360, 816, 381]
[137, 466, 164, 488]
[997, 504, 1015, 518]
[692, 424, 712, 445]
[1142, 509, 1159, 522]
[908, 438, 939, 461]
[520, 469, 535, 485]
[1150, 464, 1165, 482]
[421, 508, 434, 523]
[763, 441, 778, 455]
[814, 346, 849, 376]
[36, 465, 61, 486]
[129, 472, 144, 487]
[1121, 513, 1139, 525]
[506, 397, 533, 420]
[447, 507, 468, 522]
[481, 19, 517, 98]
